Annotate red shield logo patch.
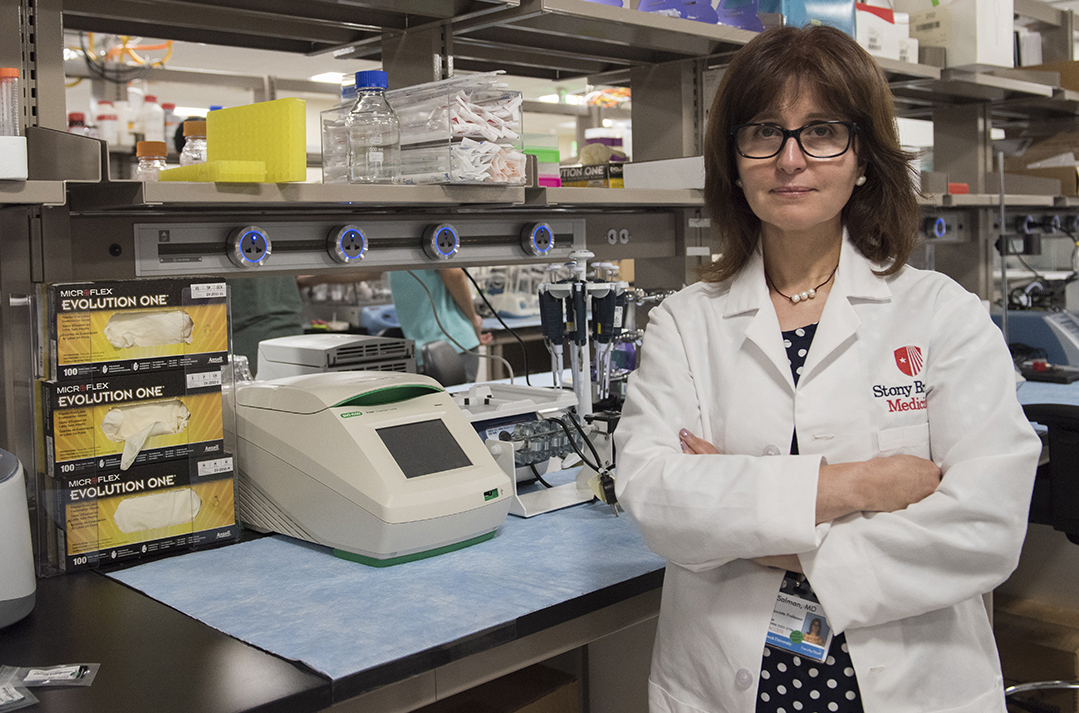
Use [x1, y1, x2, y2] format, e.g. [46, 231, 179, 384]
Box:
[894, 346, 923, 377]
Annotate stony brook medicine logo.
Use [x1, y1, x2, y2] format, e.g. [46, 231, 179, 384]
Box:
[872, 345, 927, 413]
[894, 346, 924, 377]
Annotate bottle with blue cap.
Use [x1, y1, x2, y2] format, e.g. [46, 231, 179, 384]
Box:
[347, 69, 400, 184]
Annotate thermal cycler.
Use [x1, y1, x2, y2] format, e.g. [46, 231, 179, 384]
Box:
[227, 372, 512, 566]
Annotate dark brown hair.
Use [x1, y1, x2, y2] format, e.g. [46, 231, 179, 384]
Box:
[700, 25, 920, 283]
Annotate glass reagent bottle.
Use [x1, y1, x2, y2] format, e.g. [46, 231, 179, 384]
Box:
[179, 120, 207, 167]
[347, 70, 400, 184]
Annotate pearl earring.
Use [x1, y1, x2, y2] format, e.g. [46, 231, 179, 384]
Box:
[735, 179, 743, 188]
[855, 176, 867, 186]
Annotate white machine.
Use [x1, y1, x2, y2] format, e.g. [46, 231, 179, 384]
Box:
[0, 448, 35, 628]
[256, 333, 415, 381]
[453, 383, 601, 518]
[228, 372, 512, 566]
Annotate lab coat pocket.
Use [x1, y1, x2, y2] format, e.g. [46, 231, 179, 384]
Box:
[875, 422, 931, 458]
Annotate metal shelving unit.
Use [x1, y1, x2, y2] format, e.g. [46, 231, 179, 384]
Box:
[67, 180, 530, 211]
[0, 180, 66, 205]
[0, 0, 1077, 449]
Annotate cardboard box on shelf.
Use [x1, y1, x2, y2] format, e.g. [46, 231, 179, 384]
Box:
[896, 0, 1013, 68]
[414, 665, 579, 713]
[898, 35, 919, 64]
[623, 156, 704, 190]
[856, 4, 901, 61]
[756, 0, 856, 36]
[46, 278, 229, 381]
[1003, 131, 1079, 196]
[1025, 59, 1079, 91]
[995, 595, 1079, 713]
[559, 163, 624, 188]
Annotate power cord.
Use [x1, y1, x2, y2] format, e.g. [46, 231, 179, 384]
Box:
[544, 415, 601, 473]
[528, 463, 554, 489]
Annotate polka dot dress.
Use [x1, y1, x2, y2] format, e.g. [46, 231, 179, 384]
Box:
[755, 323, 864, 713]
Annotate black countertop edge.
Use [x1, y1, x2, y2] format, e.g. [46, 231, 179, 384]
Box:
[0, 571, 333, 713]
[330, 566, 665, 703]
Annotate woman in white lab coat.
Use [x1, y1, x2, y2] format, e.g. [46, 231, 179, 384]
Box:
[614, 25, 1042, 713]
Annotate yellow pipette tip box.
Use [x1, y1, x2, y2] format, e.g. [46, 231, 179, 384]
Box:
[158, 161, 267, 183]
[206, 98, 306, 183]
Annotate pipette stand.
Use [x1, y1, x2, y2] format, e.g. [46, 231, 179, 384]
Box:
[486, 440, 594, 518]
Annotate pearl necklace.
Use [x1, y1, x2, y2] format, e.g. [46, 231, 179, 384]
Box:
[765, 263, 839, 304]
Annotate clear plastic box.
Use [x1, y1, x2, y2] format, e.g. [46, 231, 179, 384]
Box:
[386, 72, 526, 185]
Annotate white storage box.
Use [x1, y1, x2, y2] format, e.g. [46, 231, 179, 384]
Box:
[387, 72, 526, 185]
[623, 156, 704, 190]
[895, 0, 1013, 68]
[0, 136, 28, 181]
[856, 4, 901, 61]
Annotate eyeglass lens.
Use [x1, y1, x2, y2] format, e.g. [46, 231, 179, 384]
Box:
[736, 123, 851, 158]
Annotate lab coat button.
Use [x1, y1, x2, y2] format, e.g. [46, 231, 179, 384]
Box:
[763, 445, 781, 456]
[735, 668, 754, 690]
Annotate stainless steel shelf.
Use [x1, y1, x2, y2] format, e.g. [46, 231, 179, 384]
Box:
[62, 0, 518, 56]
[0, 180, 66, 206]
[449, 0, 757, 78]
[67, 181, 529, 212]
[876, 57, 942, 82]
[532, 187, 704, 207]
[944, 193, 1057, 207]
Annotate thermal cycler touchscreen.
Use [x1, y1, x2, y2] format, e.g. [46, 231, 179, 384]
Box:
[377, 419, 472, 478]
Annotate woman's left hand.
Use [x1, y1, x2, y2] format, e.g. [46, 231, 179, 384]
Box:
[678, 427, 804, 574]
[679, 428, 719, 454]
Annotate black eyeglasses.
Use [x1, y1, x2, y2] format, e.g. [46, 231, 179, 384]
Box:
[731, 121, 857, 159]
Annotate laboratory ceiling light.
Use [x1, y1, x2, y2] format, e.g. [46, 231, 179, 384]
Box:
[309, 72, 346, 84]
[172, 106, 208, 117]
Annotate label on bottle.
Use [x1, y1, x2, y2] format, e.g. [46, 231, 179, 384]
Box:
[367, 150, 384, 164]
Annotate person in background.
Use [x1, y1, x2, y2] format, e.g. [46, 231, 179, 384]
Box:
[389, 269, 492, 382]
[614, 25, 1040, 713]
[227, 277, 304, 374]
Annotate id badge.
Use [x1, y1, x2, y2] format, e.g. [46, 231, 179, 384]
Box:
[765, 572, 834, 663]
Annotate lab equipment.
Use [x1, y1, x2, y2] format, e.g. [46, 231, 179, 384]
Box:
[207, 98, 306, 183]
[538, 250, 630, 414]
[387, 71, 525, 185]
[255, 333, 415, 380]
[96, 113, 119, 146]
[320, 79, 357, 184]
[228, 371, 512, 565]
[136, 141, 169, 181]
[993, 310, 1079, 366]
[179, 120, 207, 166]
[0, 68, 18, 137]
[0, 68, 27, 180]
[0, 448, 35, 629]
[162, 102, 179, 140]
[454, 383, 591, 517]
[137, 95, 166, 143]
[482, 266, 544, 319]
[348, 70, 400, 184]
[66, 112, 90, 137]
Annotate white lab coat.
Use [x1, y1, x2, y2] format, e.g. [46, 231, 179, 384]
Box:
[614, 234, 1041, 713]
